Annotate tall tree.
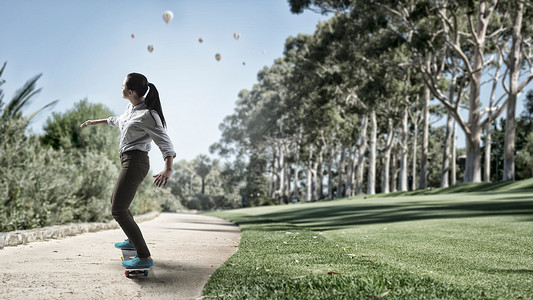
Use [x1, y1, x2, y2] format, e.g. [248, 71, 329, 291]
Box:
[193, 154, 212, 195]
[501, 1, 533, 181]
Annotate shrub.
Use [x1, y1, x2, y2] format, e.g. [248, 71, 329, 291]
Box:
[0, 119, 80, 230]
[0, 116, 183, 232]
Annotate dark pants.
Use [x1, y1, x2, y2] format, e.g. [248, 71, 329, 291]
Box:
[111, 150, 151, 258]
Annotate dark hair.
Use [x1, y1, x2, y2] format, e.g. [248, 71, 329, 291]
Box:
[125, 72, 167, 127]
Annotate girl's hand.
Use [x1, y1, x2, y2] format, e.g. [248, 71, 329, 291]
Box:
[153, 169, 172, 188]
[80, 120, 95, 127]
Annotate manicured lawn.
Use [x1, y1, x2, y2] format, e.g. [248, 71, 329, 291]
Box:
[203, 181, 533, 299]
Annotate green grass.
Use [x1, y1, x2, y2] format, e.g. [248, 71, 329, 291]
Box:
[203, 180, 533, 299]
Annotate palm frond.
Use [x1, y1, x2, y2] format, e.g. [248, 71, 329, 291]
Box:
[12, 88, 43, 118]
[24, 99, 59, 125]
[0, 61, 7, 112]
[3, 73, 42, 119]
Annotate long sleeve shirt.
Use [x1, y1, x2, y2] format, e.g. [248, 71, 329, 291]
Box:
[107, 102, 176, 159]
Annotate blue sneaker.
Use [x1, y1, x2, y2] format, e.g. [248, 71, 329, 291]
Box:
[122, 255, 154, 269]
[114, 239, 135, 249]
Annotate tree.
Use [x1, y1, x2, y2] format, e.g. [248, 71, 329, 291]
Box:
[385, 0, 508, 183]
[193, 154, 212, 195]
[41, 99, 119, 161]
[516, 131, 533, 178]
[500, 1, 533, 181]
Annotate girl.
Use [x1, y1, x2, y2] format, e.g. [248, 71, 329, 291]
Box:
[80, 73, 176, 268]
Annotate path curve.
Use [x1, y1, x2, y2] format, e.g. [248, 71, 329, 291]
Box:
[0, 213, 240, 299]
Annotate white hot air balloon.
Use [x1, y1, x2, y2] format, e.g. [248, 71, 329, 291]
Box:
[162, 10, 174, 24]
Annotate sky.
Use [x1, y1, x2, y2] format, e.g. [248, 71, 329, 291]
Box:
[0, 0, 327, 166]
[1, 1, 532, 169]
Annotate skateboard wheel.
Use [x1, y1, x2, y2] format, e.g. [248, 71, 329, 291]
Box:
[125, 270, 130, 277]
[144, 270, 149, 276]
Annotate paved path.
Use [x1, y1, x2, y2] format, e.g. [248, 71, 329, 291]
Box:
[0, 213, 241, 299]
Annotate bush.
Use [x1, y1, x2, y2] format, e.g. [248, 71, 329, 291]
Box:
[180, 194, 228, 211]
[72, 151, 119, 222]
[0, 116, 183, 232]
[0, 119, 80, 230]
[248, 196, 278, 207]
[133, 175, 183, 214]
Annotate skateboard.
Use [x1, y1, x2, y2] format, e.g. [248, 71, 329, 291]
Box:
[120, 248, 151, 278]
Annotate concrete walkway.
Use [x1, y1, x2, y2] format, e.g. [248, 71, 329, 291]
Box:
[0, 213, 241, 299]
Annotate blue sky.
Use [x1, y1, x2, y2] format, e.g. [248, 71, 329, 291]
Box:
[1, 0, 327, 164]
[1, 1, 532, 168]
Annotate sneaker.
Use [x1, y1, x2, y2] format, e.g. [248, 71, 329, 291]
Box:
[114, 239, 135, 249]
[122, 255, 154, 269]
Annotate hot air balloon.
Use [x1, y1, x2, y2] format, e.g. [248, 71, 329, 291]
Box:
[198, 37, 203, 43]
[162, 10, 173, 24]
[147, 45, 154, 53]
[131, 33, 135, 39]
[233, 32, 240, 40]
[215, 53, 222, 61]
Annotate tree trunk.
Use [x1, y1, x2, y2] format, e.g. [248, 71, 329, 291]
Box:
[464, 0, 496, 183]
[391, 145, 398, 192]
[451, 120, 457, 186]
[382, 118, 394, 194]
[464, 123, 483, 183]
[293, 139, 301, 201]
[503, 2, 524, 182]
[327, 154, 333, 199]
[276, 144, 283, 200]
[441, 112, 453, 187]
[484, 125, 491, 182]
[316, 149, 323, 200]
[292, 162, 299, 201]
[465, 128, 483, 183]
[283, 142, 291, 203]
[419, 85, 430, 189]
[356, 114, 369, 195]
[346, 146, 355, 197]
[337, 144, 346, 198]
[306, 146, 313, 202]
[399, 107, 409, 191]
[350, 147, 357, 196]
[367, 110, 377, 195]
[311, 157, 319, 201]
[411, 114, 418, 191]
[441, 52, 459, 188]
[484, 53, 502, 182]
[270, 146, 278, 198]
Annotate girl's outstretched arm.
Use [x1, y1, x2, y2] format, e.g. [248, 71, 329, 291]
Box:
[80, 119, 108, 127]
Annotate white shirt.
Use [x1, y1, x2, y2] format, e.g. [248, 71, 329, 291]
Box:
[107, 102, 176, 159]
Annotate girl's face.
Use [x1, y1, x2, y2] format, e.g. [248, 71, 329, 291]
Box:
[122, 77, 132, 99]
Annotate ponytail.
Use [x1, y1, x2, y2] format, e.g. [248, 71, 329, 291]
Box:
[125, 73, 167, 128]
[145, 83, 167, 128]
